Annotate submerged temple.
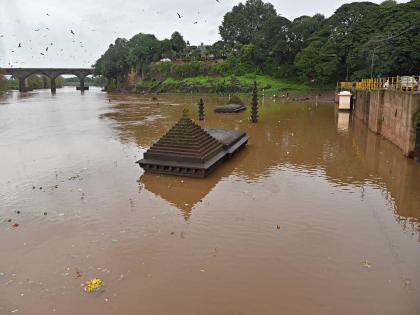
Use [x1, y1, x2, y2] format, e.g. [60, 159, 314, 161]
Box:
[214, 95, 246, 113]
[137, 109, 248, 178]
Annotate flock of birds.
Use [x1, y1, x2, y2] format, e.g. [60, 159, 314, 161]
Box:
[1, 12, 90, 68]
[1, 0, 224, 68]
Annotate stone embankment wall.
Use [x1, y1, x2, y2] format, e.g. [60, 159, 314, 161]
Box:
[354, 90, 420, 157]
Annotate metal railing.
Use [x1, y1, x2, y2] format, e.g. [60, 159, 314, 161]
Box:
[340, 75, 419, 92]
[340, 82, 355, 89]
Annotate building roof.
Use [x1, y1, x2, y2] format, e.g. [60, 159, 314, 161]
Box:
[137, 109, 248, 178]
[143, 109, 224, 164]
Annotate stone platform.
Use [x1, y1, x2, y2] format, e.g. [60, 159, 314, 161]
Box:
[214, 103, 246, 113]
[137, 111, 248, 178]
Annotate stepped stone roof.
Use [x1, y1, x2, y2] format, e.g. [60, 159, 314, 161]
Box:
[137, 109, 248, 178]
[143, 110, 224, 163]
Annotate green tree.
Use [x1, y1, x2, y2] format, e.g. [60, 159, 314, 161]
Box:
[127, 33, 162, 77]
[380, 0, 397, 7]
[294, 40, 339, 83]
[170, 32, 186, 54]
[226, 44, 256, 75]
[94, 38, 130, 87]
[209, 41, 229, 59]
[252, 16, 292, 69]
[219, 0, 277, 47]
[325, 2, 379, 80]
[288, 14, 325, 56]
[0, 70, 7, 93]
[160, 38, 174, 59]
[26, 75, 44, 90]
[362, 0, 420, 76]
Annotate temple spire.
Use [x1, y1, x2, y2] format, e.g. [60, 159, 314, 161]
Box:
[250, 81, 258, 123]
[198, 98, 205, 121]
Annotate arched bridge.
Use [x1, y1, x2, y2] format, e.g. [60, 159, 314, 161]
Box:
[1, 68, 94, 93]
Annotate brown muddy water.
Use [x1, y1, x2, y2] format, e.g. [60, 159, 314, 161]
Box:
[0, 87, 419, 315]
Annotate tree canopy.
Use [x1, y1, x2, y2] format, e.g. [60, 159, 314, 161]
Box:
[219, 0, 277, 47]
[94, 0, 420, 86]
[170, 32, 187, 53]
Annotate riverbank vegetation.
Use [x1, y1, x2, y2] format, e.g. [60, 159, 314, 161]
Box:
[63, 76, 106, 87]
[0, 71, 7, 93]
[94, 0, 420, 93]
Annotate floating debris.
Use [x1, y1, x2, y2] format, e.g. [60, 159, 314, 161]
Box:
[362, 260, 372, 269]
[68, 174, 82, 181]
[74, 269, 83, 279]
[84, 278, 104, 293]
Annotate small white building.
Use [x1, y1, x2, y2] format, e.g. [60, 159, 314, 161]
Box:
[338, 91, 352, 111]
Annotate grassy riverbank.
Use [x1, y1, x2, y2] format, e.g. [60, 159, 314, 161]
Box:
[135, 74, 334, 95]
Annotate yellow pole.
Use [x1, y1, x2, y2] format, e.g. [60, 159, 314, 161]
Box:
[412, 76, 415, 91]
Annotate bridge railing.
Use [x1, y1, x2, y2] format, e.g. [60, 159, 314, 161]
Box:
[340, 75, 419, 92]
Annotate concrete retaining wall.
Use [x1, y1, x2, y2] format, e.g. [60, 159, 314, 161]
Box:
[354, 90, 420, 157]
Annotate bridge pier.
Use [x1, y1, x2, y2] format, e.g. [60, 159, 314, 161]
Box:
[50, 77, 56, 94]
[18, 77, 26, 92]
[80, 78, 85, 93]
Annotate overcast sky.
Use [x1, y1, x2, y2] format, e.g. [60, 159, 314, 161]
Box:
[0, 0, 409, 68]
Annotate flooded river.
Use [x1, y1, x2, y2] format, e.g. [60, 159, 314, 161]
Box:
[0, 87, 419, 315]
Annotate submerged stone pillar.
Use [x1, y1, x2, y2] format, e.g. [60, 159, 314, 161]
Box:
[250, 81, 258, 123]
[50, 77, 56, 94]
